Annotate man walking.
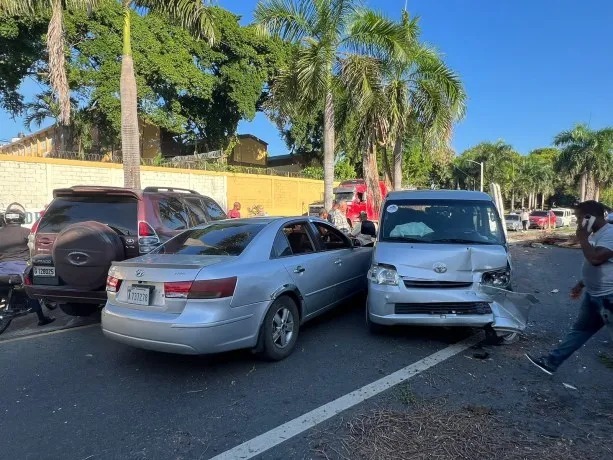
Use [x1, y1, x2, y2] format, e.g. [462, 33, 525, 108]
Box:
[520, 208, 530, 231]
[526, 200, 613, 374]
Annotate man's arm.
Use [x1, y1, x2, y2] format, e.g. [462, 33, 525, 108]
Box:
[577, 228, 613, 266]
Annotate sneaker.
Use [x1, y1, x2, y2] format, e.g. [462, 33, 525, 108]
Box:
[525, 353, 556, 375]
[38, 317, 56, 327]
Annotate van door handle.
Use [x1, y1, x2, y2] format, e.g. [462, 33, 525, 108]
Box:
[294, 266, 306, 274]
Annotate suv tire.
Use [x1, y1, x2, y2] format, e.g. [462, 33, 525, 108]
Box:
[53, 221, 125, 290]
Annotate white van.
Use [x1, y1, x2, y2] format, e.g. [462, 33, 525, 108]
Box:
[367, 190, 537, 343]
[551, 208, 573, 227]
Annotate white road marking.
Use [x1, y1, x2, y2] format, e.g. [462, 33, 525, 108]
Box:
[210, 335, 482, 460]
[0, 323, 98, 345]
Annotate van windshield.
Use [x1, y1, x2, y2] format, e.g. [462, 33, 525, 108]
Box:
[334, 192, 355, 203]
[380, 199, 505, 245]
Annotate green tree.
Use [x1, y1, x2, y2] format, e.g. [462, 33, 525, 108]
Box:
[118, 0, 216, 189]
[555, 124, 613, 201]
[0, 16, 47, 115]
[0, 0, 100, 135]
[256, 0, 411, 211]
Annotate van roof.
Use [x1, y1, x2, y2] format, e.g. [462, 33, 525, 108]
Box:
[385, 189, 493, 201]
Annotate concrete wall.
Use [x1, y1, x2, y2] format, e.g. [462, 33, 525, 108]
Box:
[0, 155, 324, 225]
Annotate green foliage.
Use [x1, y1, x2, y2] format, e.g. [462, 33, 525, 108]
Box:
[301, 158, 356, 181]
[60, 2, 288, 150]
[0, 15, 47, 114]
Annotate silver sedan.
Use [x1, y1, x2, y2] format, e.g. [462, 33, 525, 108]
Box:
[102, 217, 373, 360]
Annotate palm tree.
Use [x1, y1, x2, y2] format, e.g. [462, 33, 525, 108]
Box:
[554, 124, 613, 201]
[119, 0, 216, 189]
[388, 10, 466, 191]
[255, 0, 411, 210]
[0, 0, 101, 151]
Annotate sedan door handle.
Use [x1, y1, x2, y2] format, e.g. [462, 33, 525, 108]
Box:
[334, 259, 342, 265]
[294, 266, 306, 274]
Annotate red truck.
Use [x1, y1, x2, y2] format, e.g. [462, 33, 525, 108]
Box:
[308, 179, 389, 223]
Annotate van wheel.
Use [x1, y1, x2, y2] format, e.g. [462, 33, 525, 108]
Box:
[59, 303, 99, 317]
[258, 297, 300, 361]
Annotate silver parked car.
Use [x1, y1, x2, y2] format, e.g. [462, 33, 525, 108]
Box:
[505, 214, 522, 231]
[367, 190, 536, 342]
[102, 217, 373, 360]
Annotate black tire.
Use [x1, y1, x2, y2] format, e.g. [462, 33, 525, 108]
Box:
[258, 296, 300, 361]
[59, 303, 100, 317]
[0, 299, 13, 335]
[366, 306, 386, 335]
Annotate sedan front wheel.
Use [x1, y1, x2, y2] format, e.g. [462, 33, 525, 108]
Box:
[258, 297, 300, 361]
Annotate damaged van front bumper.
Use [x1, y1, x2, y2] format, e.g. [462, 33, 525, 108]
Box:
[367, 283, 538, 333]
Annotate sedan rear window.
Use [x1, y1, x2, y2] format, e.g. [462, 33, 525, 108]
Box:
[159, 222, 265, 256]
[37, 196, 138, 235]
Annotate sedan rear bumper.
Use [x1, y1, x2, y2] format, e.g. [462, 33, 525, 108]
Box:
[102, 299, 270, 355]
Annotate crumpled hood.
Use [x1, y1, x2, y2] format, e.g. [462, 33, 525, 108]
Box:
[374, 243, 508, 281]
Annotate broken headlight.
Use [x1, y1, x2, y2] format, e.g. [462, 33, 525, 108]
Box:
[481, 269, 511, 288]
[369, 264, 400, 286]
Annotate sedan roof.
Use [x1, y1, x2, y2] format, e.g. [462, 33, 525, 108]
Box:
[386, 189, 493, 201]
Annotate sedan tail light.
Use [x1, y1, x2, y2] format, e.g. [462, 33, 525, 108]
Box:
[106, 276, 122, 293]
[164, 277, 237, 300]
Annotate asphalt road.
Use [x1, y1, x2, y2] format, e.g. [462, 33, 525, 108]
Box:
[2, 245, 611, 460]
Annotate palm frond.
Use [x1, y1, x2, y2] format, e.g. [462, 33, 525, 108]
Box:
[345, 9, 410, 62]
[136, 0, 217, 43]
[255, 0, 316, 42]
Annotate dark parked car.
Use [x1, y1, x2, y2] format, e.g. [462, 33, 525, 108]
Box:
[25, 186, 226, 317]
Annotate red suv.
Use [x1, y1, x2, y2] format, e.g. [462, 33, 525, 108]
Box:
[25, 186, 226, 316]
[529, 210, 557, 229]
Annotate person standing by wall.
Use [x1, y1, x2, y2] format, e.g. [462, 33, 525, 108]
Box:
[228, 202, 241, 219]
[526, 200, 613, 374]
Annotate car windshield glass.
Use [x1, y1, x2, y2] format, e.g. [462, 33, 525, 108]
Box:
[334, 192, 354, 203]
[553, 211, 564, 217]
[380, 199, 504, 245]
[158, 222, 265, 256]
[505, 215, 520, 220]
[531, 211, 548, 217]
[37, 196, 138, 235]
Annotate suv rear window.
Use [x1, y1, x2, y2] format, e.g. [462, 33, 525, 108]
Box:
[38, 197, 138, 235]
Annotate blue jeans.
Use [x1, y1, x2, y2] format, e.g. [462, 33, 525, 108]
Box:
[548, 293, 613, 368]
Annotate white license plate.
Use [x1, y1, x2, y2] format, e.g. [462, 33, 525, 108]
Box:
[127, 286, 152, 306]
[33, 267, 56, 277]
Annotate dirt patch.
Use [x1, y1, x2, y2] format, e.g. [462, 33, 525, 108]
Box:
[312, 402, 610, 460]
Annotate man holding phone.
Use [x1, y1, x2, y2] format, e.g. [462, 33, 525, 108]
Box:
[526, 200, 613, 374]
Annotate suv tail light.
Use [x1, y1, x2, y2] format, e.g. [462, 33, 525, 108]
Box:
[164, 277, 237, 300]
[106, 276, 122, 293]
[138, 221, 161, 254]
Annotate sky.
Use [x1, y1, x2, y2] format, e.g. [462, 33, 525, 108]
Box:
[1, 0, 612, 157]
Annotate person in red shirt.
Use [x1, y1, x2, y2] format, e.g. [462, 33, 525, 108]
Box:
[228, 202, 241, 219]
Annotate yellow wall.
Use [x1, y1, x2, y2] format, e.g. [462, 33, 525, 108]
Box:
[0, 154, 327, 218]
[226, 173, 325, 216]
[0, 130, 54, 157]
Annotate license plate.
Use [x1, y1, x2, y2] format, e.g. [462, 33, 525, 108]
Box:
[127, 286, 153, 306]
[33, 267, 56, 277]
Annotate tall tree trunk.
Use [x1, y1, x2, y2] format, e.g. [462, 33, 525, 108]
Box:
[541, 193, 545, 209]
[392, 135, 403, 190]
[323, 90, 335, 210]
[120, 4, 141, 190]
[511, 190, 516, 211]
[595, 186, 600, 202]
[585, 173, 596, 201]
[363, 141, 382, 218]
[579, 173, 587, 202]
[381, 147, 393, 190]
[48, 0, 71, 127]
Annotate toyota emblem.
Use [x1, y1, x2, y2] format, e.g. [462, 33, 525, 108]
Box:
[135, 269, 145, 278]
[433, 262, 447, 274]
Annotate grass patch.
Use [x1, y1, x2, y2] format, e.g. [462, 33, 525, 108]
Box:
[396, 383, 418, 406]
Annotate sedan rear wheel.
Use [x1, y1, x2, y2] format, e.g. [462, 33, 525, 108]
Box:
[259, 297, 299, 361]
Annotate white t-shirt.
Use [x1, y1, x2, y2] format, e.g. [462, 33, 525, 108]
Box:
[582, 224, 613, 296]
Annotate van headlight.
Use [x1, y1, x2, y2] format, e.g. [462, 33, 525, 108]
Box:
[481, 269, 511, 288]
[369, 264, 400, 286]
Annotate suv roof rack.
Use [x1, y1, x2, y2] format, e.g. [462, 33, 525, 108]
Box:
[143, 186, 200, 195]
